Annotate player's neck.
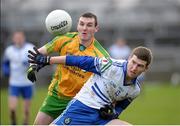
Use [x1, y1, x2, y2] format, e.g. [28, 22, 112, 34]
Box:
[80, 38, 93, 47]
[125, 76, 134, 84]
[15, 43, 24, 48]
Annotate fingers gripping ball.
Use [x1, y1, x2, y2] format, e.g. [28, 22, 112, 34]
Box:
[45, 10, 72, 35]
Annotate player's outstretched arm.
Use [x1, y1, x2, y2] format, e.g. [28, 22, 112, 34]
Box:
[28, 47, 100, 74]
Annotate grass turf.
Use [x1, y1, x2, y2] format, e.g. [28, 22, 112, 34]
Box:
[1, 83, 180, 125]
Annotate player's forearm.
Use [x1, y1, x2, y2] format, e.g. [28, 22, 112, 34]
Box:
[65, 55, 100, 74]
[115, 98, 132, 115]
[50, 56, 66, 65]
[38, 46, 48, 55]
[49, 55, 85, 65]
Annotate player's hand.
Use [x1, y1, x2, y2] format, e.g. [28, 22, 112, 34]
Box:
[27, 65, 37, 82]
[28, 47, 51, 66]
[27, 63, 47, 82]
[99, 105, 118, 120]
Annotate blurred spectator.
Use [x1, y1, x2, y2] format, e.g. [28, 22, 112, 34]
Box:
[2, 31, 34, 125]
[109, 38, 145, 83]
[108, 38, 131, 60]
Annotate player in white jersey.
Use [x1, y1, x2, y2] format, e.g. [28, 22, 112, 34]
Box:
[2, 31, 34, 125]
[109, 38, 131, 60]
[28, 46, 153, 125]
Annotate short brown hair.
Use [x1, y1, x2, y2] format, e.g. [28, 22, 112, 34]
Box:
[80, 12, 98, 26]
[130, 46, 153, 66]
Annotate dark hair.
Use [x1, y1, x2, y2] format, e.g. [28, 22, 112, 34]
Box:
[80, 12, 98, 26]
[130, 46, 153, 66]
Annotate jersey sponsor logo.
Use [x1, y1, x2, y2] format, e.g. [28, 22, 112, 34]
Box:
[64, 52, 88, 76]
[115, 90, 121, 96]
[102, 59, 108, 62]
[115, 87, 125, 97]
[64, 117, 71, 125]
[64, 65, 85, 78]
[110, 81, 116, 88]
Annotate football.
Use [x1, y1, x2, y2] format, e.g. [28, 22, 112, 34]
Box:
[45, 10, 72, 35]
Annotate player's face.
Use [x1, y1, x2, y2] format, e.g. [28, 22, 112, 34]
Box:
[12, 32, 25, 47]
[77, 17, 98, 42]
[127, 55, 148, 79]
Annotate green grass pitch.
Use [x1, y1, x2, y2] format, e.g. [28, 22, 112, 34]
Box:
[1, 83, 180, 125]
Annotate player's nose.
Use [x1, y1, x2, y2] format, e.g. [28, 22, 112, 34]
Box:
[132, 64, 138, 71]
[82, 25, 88, 30]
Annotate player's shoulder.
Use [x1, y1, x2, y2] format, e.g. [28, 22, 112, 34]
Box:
[93, 40, 110, 57]
[5, 45, 15, 53]
[111, 58, 127, 67]
[23, 42, 34, 50]
[50, 32, 78, 43]
[63, 32, 78, 38]
[25, 42, 34, 47]
[55, 32, 78, 39]
[132, 81, 141, 98]
[93, 39, 104, 49]
[98, 57, 126, 64]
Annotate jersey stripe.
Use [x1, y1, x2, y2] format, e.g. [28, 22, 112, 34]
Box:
[93, 50, 99, 57]
[94, 40, 110, 57]
[59, 40, 72, 53]
[91, 86, 110, 104]
[64, 32, 78, 38]
[94, 83, 110, 102]
[46, 36, 62, 53]
[136, 79, 141, 89]
[101, 59, 112, 73]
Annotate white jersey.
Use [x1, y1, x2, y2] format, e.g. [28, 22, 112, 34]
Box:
[75, 57, 141, 109]
[4, 43, 34, 86]
[109, 45, 131, 60]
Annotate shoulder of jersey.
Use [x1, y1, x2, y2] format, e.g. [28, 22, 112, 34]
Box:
[25, 42, 34, 47]
[61, 32, 78, 38]
[5, 45, 14, 51]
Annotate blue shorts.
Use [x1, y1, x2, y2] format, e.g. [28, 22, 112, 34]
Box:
[52, 99, 111, 125]
[9, 85, 34, 99]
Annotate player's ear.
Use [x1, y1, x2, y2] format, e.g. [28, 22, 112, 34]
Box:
[144, 64, 149, 72]
[95, 25, 99, 32]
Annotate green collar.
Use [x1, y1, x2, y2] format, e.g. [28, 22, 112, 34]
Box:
[79, 44, 86, 51]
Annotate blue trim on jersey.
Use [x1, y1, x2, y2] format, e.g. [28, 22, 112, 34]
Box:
[122, 61, 127, 85]
[94, 82, 110, 102]
[2, 59, 10, 76]
[91, 86, 110, 104]
[66, 56, 100, 75]
[122, 61, 137, 86]
[112, 61, 124, 67]
[94, 57, 101, 75]
[136, 79, 141, 89]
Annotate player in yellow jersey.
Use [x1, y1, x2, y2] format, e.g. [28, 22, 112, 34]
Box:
[27, 12, 109, 125]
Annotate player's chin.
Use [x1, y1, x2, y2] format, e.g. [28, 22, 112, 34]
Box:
[105, 119, 133, 125]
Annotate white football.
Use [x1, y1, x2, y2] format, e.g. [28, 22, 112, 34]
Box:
[45, 10, 72, 35]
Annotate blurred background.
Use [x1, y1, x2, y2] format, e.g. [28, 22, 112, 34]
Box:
[1, 0, 180, 125]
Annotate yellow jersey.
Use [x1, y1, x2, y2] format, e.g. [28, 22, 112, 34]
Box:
[45, 32, 109, 98]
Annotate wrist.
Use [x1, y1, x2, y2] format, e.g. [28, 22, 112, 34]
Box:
[48, 56, 52, 65]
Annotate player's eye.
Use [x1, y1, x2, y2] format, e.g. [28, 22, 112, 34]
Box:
[132, 60, 136, 64]
[79, 22, 84, 26]
[137, 64, 145, 68]
[87, 23, 93, 27]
